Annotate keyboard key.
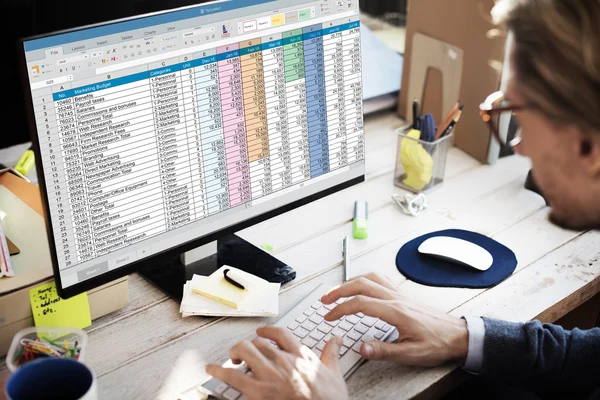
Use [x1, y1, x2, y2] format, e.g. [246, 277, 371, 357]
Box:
[352, 341, 363, 353]
[347, 330, 362, 341]
[331, 328, 345, 337]
[356, 312, 365, 318]
[316, 307, 329, 317]
[302, 337, 318, 349]
[375, 331, 385, 340]
[287, 321, 299, 331]
[317, 323, 332, 334]
[309, 314, 324, 325]
[338, 321, 353, 331]
[304, 308, 315, 317]
[375, 321, 385, 330]
[381, 324, 392, 332]
[323, 333, 333, 343]
[335, 297, 347, 305]
[323, 303, 336, 310]
[343, 337, 355, 348]
[296, 314, 308, 324]
[310, 330, 326, 341]
[345, 315, 360, 325]
[325, 319, 340, 327]
[223, 387, 241, 400]
[313, 348, 322, 358]
[293, 327, 310, 339]
[311, 301, 322, 310]
[214, 382, 229, 395]
[316, 341, 326, 351]
[339, 346, 349, 357]
[354, 324, 368, 334]
[301, 321, 317, 332]
[361, 317, 378, 327]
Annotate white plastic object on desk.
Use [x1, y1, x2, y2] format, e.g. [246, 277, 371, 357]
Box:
[418, 236, 493, 271]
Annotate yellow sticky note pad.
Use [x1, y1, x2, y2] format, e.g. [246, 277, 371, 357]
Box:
[29, 282, 92, 329]
[192, 266, 270, 309]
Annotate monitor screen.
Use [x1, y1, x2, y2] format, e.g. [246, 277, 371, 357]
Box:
[20, 0, 364, 297]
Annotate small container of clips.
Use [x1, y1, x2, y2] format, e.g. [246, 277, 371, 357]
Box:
[394, 125, 453, 193]
[6, 326, 88, 372]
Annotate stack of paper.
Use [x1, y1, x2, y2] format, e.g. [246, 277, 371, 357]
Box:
[180, 266, 280, 318]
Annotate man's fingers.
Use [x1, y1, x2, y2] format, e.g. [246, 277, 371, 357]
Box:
[349, 272, 398, 291]
[321, 277, 397, 305]
[229, 340, 276, 379]
[252, 337, 293, 373]
[206, 364, 255, 393]
[320, 336, 343, 373]
[324, 296, 399, 323]
[360, 340, 423, 365]
[257, 326, 302, 357]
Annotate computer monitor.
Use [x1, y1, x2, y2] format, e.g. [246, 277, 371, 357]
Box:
[19, 0, 365, 299]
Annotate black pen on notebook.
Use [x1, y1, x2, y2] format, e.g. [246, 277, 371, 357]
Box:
[223, 269, 250, 290]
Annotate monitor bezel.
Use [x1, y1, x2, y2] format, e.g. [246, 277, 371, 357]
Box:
[18, 0, 365, 299]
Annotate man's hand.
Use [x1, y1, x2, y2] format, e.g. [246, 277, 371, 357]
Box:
[321, 273, 469, 367]
[206, 326, 349, 400]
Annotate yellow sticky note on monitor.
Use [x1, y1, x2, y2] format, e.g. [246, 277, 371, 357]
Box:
[29, 281, 92, 329]
[192, 266, 268, 309]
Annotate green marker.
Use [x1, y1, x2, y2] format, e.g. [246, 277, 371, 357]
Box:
[353, 201, 368, 239]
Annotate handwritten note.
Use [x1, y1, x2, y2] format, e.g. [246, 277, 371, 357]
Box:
[29, 281, 91, 329]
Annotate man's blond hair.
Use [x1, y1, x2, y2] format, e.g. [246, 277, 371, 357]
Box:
[493, 0, 600, 134]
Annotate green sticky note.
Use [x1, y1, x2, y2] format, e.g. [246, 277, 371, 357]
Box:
[298, 9, 311, 20]
[29, 282, 92, 329]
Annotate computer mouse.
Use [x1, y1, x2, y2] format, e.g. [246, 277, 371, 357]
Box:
[417, 236, 493, 271]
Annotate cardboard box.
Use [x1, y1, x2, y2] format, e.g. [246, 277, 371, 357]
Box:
[0, 169, 128, 356]
[398, 0, 507, 163]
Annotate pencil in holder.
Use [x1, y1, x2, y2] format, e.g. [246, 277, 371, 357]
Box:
[394, 125, 453, 193]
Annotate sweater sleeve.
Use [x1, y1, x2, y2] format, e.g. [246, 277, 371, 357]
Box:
[481, 317, 600, 390]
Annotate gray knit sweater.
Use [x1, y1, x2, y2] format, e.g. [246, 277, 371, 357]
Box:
[482, 318, 600, 392]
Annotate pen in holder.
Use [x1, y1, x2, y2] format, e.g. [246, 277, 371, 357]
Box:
[394, 125, 453, 193]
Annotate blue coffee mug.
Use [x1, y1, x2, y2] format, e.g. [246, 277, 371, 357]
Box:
[5, 358, 97, 400]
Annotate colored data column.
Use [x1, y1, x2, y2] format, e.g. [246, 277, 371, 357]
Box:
[262, 33, 291, 193]
[342, 20, 365, 165]
[218, 44, 250, 207]
[323, 20, 348, 171]
[240, 38, 272, 200]
[283, 29, 311, 186]
[303, 24, 329, 178]
[196, 50, 230, 215]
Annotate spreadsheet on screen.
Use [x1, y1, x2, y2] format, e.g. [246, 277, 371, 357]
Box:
[23, 0, 364, 288]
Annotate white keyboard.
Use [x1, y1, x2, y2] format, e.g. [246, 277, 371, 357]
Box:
[200, 284, 396, 400]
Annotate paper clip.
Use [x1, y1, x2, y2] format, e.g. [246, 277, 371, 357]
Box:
[392, 193, 429, 217]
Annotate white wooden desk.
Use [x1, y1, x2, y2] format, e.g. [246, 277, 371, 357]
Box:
[2, 111, 599, 399]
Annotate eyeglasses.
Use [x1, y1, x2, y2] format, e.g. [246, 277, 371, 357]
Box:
[479, 91, 525, 149]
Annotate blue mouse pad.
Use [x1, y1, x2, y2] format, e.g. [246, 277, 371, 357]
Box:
[396, 229, 518, 288]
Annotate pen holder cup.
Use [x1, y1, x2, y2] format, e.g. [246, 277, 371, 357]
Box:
[394, 125, 453, 193]
[6, 327, 88, 373]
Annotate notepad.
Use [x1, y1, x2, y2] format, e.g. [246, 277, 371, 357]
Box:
[192, 266, 264, 309]
[180, 266, 280, 318]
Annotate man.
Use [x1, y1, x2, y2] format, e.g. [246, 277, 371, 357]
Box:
[206, 0, 600, 398]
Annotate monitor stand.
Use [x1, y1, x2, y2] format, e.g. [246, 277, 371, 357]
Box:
[138, 234, 296, 301]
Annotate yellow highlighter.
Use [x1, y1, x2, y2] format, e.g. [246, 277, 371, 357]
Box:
[15, 146, 35, 176]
